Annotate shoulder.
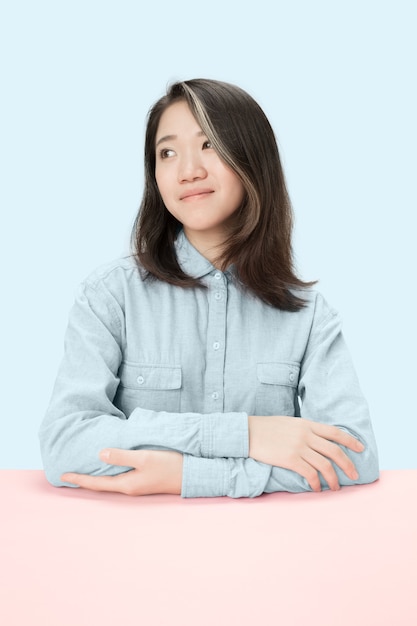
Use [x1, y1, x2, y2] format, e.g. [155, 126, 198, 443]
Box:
[294, 287, 337, 316]
[289, 287, 343, 352]
[76, 255, 151, 304]
[73, 256, 145, 320]
[289, 287, 341, 331]
[80, 255, 142, 290]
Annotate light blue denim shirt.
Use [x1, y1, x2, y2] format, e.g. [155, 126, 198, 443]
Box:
[39, 230, 379, 497]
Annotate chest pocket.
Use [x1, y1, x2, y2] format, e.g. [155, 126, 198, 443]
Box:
[114, 362, 182, 416]
[255, 362, 300, 416]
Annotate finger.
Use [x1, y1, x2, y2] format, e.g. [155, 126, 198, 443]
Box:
[60, 471, 133, 492]
[312, 423, 365, 453]
[291, 459, 322, 492]
[99, 448, 144, 467]
[302, 449, 340, 491]
[310, 435, 359, 481]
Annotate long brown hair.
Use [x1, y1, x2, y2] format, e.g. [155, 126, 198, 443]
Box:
[132, 79, 316, 311]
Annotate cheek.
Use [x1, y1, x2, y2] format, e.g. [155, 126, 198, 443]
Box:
[228, 176, 245, 205]
[155, 171, 179, 218]
[219, 165, 245, 202]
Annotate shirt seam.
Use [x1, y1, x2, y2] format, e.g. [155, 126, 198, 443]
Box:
[83, 279, 124, 335]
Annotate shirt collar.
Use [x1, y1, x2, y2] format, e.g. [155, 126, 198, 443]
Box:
[174, 229, 217, 279]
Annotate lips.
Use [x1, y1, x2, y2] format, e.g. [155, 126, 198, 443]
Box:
[180, 188, 214, 200]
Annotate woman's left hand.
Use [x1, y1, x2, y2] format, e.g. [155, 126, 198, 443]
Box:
[61, 449, 183, 495]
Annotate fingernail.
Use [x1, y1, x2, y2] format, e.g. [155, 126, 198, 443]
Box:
[351, 471, 359, 480]
[357, 441, 365, 451]
[100, 449, 110, 462]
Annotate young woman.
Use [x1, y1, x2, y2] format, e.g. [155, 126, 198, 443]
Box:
[39, 79, 379, 498]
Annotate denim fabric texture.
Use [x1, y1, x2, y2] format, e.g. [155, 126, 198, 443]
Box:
[39, 230, 379, 497]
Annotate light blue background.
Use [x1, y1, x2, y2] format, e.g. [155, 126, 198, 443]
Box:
[1, 1, 415, 470]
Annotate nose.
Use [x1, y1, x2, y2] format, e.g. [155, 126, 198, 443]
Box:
[178, 151, 207, 183]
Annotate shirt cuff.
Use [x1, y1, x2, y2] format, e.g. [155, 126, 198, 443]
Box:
[201, 412, 248, 459]
[181, 454, 231, 498]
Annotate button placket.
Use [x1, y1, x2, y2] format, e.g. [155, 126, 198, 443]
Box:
[203, 271, 228, 412]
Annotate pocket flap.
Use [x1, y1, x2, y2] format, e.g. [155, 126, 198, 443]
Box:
[257, 362, 299, 388]
[119, 362, 182, 390]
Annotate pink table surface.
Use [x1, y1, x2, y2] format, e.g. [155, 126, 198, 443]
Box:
[1, 469, 416, 626]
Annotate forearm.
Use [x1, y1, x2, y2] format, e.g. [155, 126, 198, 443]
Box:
[248, 413, 379, 488]
[181, 455, 333, 498]
[39, 406, 249, 487]
[181, 455, 272, 498]
[181, 446, 379, 499]
[183, 402, 379, 498]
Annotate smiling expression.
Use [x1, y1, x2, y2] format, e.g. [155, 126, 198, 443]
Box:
[154, 100, 245, 251]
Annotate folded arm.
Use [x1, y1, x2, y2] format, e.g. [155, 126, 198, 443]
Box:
[182, 299, 379, 498]
[40, 283, 378, 497]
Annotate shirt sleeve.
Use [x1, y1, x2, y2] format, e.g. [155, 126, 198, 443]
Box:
[181, 294, 379, 498]
[39, 280, 248, 488]
[182, 455, 309, 498]
[296, 294, 379, 489]
[182, 452, 368, 497]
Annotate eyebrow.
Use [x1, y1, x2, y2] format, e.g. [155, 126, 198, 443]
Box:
[155, 130, 205, 147]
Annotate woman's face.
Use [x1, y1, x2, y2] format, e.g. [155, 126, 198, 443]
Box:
[154, 100, 245, 249]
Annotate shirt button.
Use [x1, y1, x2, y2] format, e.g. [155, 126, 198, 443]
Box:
[214, 272, 222, 280]
[214, 292, 222, 300]
[213, 342, 220, 350]
[289, 373, 295, 382]
[137, 376, 145, 385]
[212, 392, 219, 400]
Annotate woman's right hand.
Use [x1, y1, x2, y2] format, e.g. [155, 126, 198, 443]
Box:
[248, 415, 365, 492]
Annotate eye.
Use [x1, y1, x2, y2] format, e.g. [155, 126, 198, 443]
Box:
[159, 148, 176, 159]
[202, 140, 213, 150]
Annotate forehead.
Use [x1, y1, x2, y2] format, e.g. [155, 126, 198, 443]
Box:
[156, 100, 202, 139]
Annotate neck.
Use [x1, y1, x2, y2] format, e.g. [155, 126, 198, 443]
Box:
[183, 229, 227, 269]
